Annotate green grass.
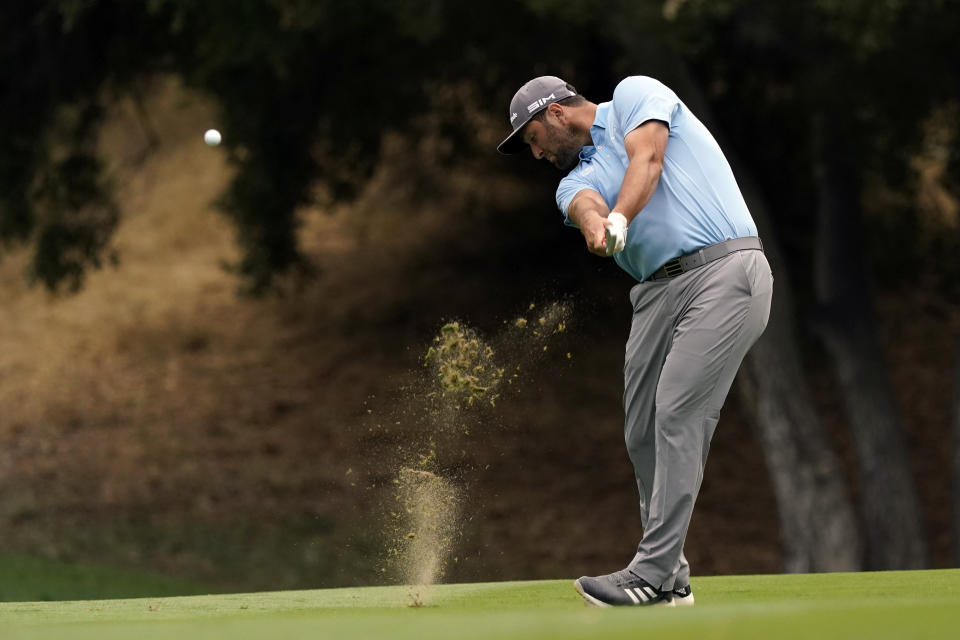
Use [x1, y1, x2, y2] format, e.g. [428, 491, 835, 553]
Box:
[0, 569, 958, 639]
[0, 554, 208, 602]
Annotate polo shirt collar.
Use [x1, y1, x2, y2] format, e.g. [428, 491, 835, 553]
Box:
[592, 101, 610, 132]
[580, 102, 610, 161]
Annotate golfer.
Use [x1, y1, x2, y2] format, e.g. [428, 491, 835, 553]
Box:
[498, 75, 773, 607]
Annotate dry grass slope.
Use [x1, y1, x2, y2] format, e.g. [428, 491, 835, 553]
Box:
[1, 77, 956, 595]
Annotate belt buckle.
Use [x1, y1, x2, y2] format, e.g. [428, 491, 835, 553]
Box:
[662, 258, 684, 277]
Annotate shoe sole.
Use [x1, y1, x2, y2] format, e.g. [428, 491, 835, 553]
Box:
[573, 579, 676, 608]
[573, 579, 612, 608]
[673, 593, 695, 607]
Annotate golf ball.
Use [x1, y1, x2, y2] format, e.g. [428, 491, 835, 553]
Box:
[204, 129, 221, 146]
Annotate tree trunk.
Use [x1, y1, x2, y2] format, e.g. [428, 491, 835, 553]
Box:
[734, 180, 862, 572]
[953, 338, 960, 566]
[811, 113, 928, 569]
[623, 47, 863, 572]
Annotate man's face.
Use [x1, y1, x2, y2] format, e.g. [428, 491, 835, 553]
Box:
[522, 116, 582, 171]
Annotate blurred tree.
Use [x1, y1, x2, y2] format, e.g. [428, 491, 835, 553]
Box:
[1, 0, 604, 292]
[735, 191, 863, 572]
[806, 0, 960, 570]
[4, 0, 958, 292]
[954, 340, 960, 566]
[671, 0, 960, 568]
[0, 1, 163, 290]
[812, 107, 927, 568]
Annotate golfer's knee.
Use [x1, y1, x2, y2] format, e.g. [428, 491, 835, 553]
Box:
[654, 403, 697, 436]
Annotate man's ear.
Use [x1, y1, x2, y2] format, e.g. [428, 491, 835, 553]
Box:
[545, 102, 565, 125]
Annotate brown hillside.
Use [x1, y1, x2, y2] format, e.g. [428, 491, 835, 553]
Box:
[0, 77, 954, 591]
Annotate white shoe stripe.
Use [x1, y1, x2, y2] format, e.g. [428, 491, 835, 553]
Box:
[635, 587, 651, 602]
[624, 588, 640, 604]
[640, 586, 657, 600]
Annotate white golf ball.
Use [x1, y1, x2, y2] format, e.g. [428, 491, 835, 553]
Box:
[204, 129, 222, 146]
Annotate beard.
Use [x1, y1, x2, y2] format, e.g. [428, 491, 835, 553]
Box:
[542, 121, 583, 171]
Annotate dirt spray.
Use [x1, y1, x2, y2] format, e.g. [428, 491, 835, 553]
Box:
[382, 301, 571, 606]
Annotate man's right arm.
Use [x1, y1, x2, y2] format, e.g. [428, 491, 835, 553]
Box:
[568, 189, 613, 257]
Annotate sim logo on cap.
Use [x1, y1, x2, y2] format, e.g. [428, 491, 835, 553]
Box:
[527, 93, 557, 113]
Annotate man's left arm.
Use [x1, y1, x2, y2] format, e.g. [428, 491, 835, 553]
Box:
[610, 120, 669, 223]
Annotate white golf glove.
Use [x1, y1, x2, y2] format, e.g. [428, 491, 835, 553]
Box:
[604, 212, 628, 256]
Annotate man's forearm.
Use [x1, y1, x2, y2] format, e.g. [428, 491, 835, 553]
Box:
[611, 153, 662, 221]
[613, 121, 669, 221]
[568, 190, 613, 256]
[568, 196, 609, 229]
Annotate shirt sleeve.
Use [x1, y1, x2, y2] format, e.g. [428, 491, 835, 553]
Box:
[555, 173, 594, 228]
[612, 76, 680, 137]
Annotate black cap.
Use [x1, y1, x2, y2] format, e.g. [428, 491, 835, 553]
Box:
[497, 76, 577, 154]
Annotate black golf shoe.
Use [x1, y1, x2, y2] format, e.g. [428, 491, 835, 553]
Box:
[672, 584, 694, 607]
[573, 569, 675, 607]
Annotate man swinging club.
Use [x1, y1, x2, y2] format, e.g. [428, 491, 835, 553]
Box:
[498, 75, 773, 607]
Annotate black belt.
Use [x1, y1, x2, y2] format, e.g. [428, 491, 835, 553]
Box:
[648, 236, 764, 280]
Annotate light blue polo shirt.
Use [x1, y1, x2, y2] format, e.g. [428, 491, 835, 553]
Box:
[556, 76, 757, 282]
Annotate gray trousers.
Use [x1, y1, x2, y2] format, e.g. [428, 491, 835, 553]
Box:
[624, 248, 773, 590]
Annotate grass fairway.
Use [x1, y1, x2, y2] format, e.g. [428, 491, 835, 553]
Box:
[1, 569, 958, 639]
[0, 554, 208, 602]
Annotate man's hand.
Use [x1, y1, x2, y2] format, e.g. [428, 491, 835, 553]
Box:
[569, 189, 618, 257]
[603, 212, 628, 256]
[580, 212, 609, 256]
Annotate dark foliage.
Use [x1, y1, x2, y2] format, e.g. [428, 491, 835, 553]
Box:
[0, 0, 957, 293]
